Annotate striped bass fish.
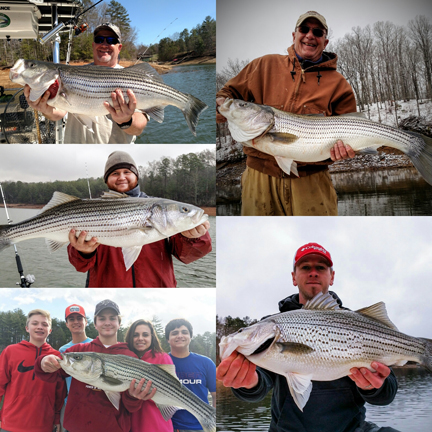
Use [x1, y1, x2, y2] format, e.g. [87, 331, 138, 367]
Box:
[218, 99, 432, 185]
[220, 292, 432, 411]
[59, 352, 216, 432]
[10, 59, 208, 136]
[0, 190, 208, 270]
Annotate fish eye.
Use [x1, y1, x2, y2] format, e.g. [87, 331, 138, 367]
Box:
[72, 354, 83, 360]
[239, 102, 247, 107]
[238, 328, 243, 333]
[181, 206, 189, 213]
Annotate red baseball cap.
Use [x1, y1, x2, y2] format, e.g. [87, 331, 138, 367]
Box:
[65, 304, 86, 319]
[293, 243, 333, 268]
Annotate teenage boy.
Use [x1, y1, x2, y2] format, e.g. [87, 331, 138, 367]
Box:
[59, 304, 93, 432]
[0, 309, 66, 432]
[34, 299, 155, 432]
[165, 318, 216, 431]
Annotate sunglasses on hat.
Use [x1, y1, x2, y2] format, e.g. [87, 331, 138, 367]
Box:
[94, 35, 119, 45]
[297, 25, 325, 38]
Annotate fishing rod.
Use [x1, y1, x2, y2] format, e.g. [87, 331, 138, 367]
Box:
[136, 17, 178, 62]
[39, 0, 104, 44]
[0, 183, 35, 288]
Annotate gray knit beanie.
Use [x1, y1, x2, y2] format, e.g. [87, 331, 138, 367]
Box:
[104, 151, 139, 183]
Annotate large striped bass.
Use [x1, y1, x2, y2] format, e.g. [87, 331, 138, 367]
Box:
[220, 292, 432, 411]
[0, 190, 208, 271]
[218, 99, 432, 185]
[59, 352, 216, 432]
[10, 59, 208, 136]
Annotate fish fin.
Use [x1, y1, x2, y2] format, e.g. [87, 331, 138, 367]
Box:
[101, 191, 130, 199]
[101, 374, 124, 386]
[104, 390, 121, 410]
[41, 191, 80, 213]
[405, 133, 432, 186]
[285, 372, 313, 412]
[356, 302, 399, 331]
[142, 106, 165, 123]
[71, 114, 95, 133]
[274, 156, 298, 177]
[357, 147, 379, 155]
[270, 132, 298, 142]
[128, 62, 163, 82]
[154, 403, 180, 421]
[155, 363, 180, 380]
[276, 342, 315, 355]
[183, 94, 208, 136]
[419, 337, 432, 372]
[45, 238, 68, 252]
[304, 292, 342, 310]
[122, 246, 143, 271]
[0, 232, 11, 253]
[339, 112, 368, 119]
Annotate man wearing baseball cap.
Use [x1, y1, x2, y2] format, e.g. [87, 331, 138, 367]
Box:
[217, 10, 356, 216]
[35, 299, 156, 432]
[58, 304, 93, 432]
[217, 243, 400, 432]
[67, 151, 212, 288]
[24, 22, 147, 143]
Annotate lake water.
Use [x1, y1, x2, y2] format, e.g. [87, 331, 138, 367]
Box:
[216, 368, 432, 432]
[137, 64, 215, 144]
[0, 208, 215, 288]
[217, 168, 432, 216]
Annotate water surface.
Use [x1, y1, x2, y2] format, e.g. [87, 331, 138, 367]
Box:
[216, 368, 432, 431]
[137, 64, 215, 144]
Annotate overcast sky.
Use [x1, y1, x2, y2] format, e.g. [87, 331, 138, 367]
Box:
[0, 144, 215, 183]
[0, 288, 216, 336]
[217, 217, 432, 339]
[217, 0, 432, 71]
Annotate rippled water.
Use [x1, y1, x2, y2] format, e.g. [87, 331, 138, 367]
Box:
[137, 64, 215, 144]
[0, 209, 215, 288]
[217, 168, 432, 216]
[216, 369, 432, 431]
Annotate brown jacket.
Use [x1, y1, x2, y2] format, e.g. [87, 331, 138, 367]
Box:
[217, 45, 357, 178]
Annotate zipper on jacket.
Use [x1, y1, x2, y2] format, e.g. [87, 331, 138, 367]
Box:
[33, 346, 42, 380]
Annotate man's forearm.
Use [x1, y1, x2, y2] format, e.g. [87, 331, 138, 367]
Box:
[43, 107, 67, 122]
[123, 112, 148, 136]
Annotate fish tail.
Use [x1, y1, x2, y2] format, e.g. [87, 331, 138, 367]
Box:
[406, 132, 432, 186]
[183, 94, 208, 136]
[0, 225, 12, 253]
[420, 337, 432, 372]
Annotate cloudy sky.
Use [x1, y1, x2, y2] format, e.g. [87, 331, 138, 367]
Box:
[217, 217, 432, 339]
[0, 288, 216, 336]
[217, 0, 432, 71]
[0, 144, 215, 183]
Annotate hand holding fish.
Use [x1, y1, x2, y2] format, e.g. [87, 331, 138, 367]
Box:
[349, 361, 391, 391]
[181, 220, 210, 239]
[128, 378, 157, 400]
[23, 84, 65, 121]
[104, 88, 137, 124]
[68, 229, 100, 254]
[330, 140, 355, 161]
[41, 354, 62, 373]
[216, 351, 259, 389]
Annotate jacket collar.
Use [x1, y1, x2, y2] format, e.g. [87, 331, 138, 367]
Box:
[278, 290, 344, 312]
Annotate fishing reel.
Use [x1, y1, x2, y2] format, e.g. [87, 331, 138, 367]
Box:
[17, 274, 35, 288]
[74, 23, 88, 36]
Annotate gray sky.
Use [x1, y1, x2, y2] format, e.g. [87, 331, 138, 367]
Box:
[216, 217, 432, 339]
[0, 288, 216, 336]
[217, 0, 432, 71]
[0, 144, 215, 183]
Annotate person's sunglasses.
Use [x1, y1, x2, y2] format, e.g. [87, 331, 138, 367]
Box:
[297, 26, 325, 38]
[94, 35, 119, 45]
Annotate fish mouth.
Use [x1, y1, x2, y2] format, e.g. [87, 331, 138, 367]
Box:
[218, 98, 233, 113]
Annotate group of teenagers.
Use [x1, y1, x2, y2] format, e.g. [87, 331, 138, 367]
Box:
[0, 299, 216, 432]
